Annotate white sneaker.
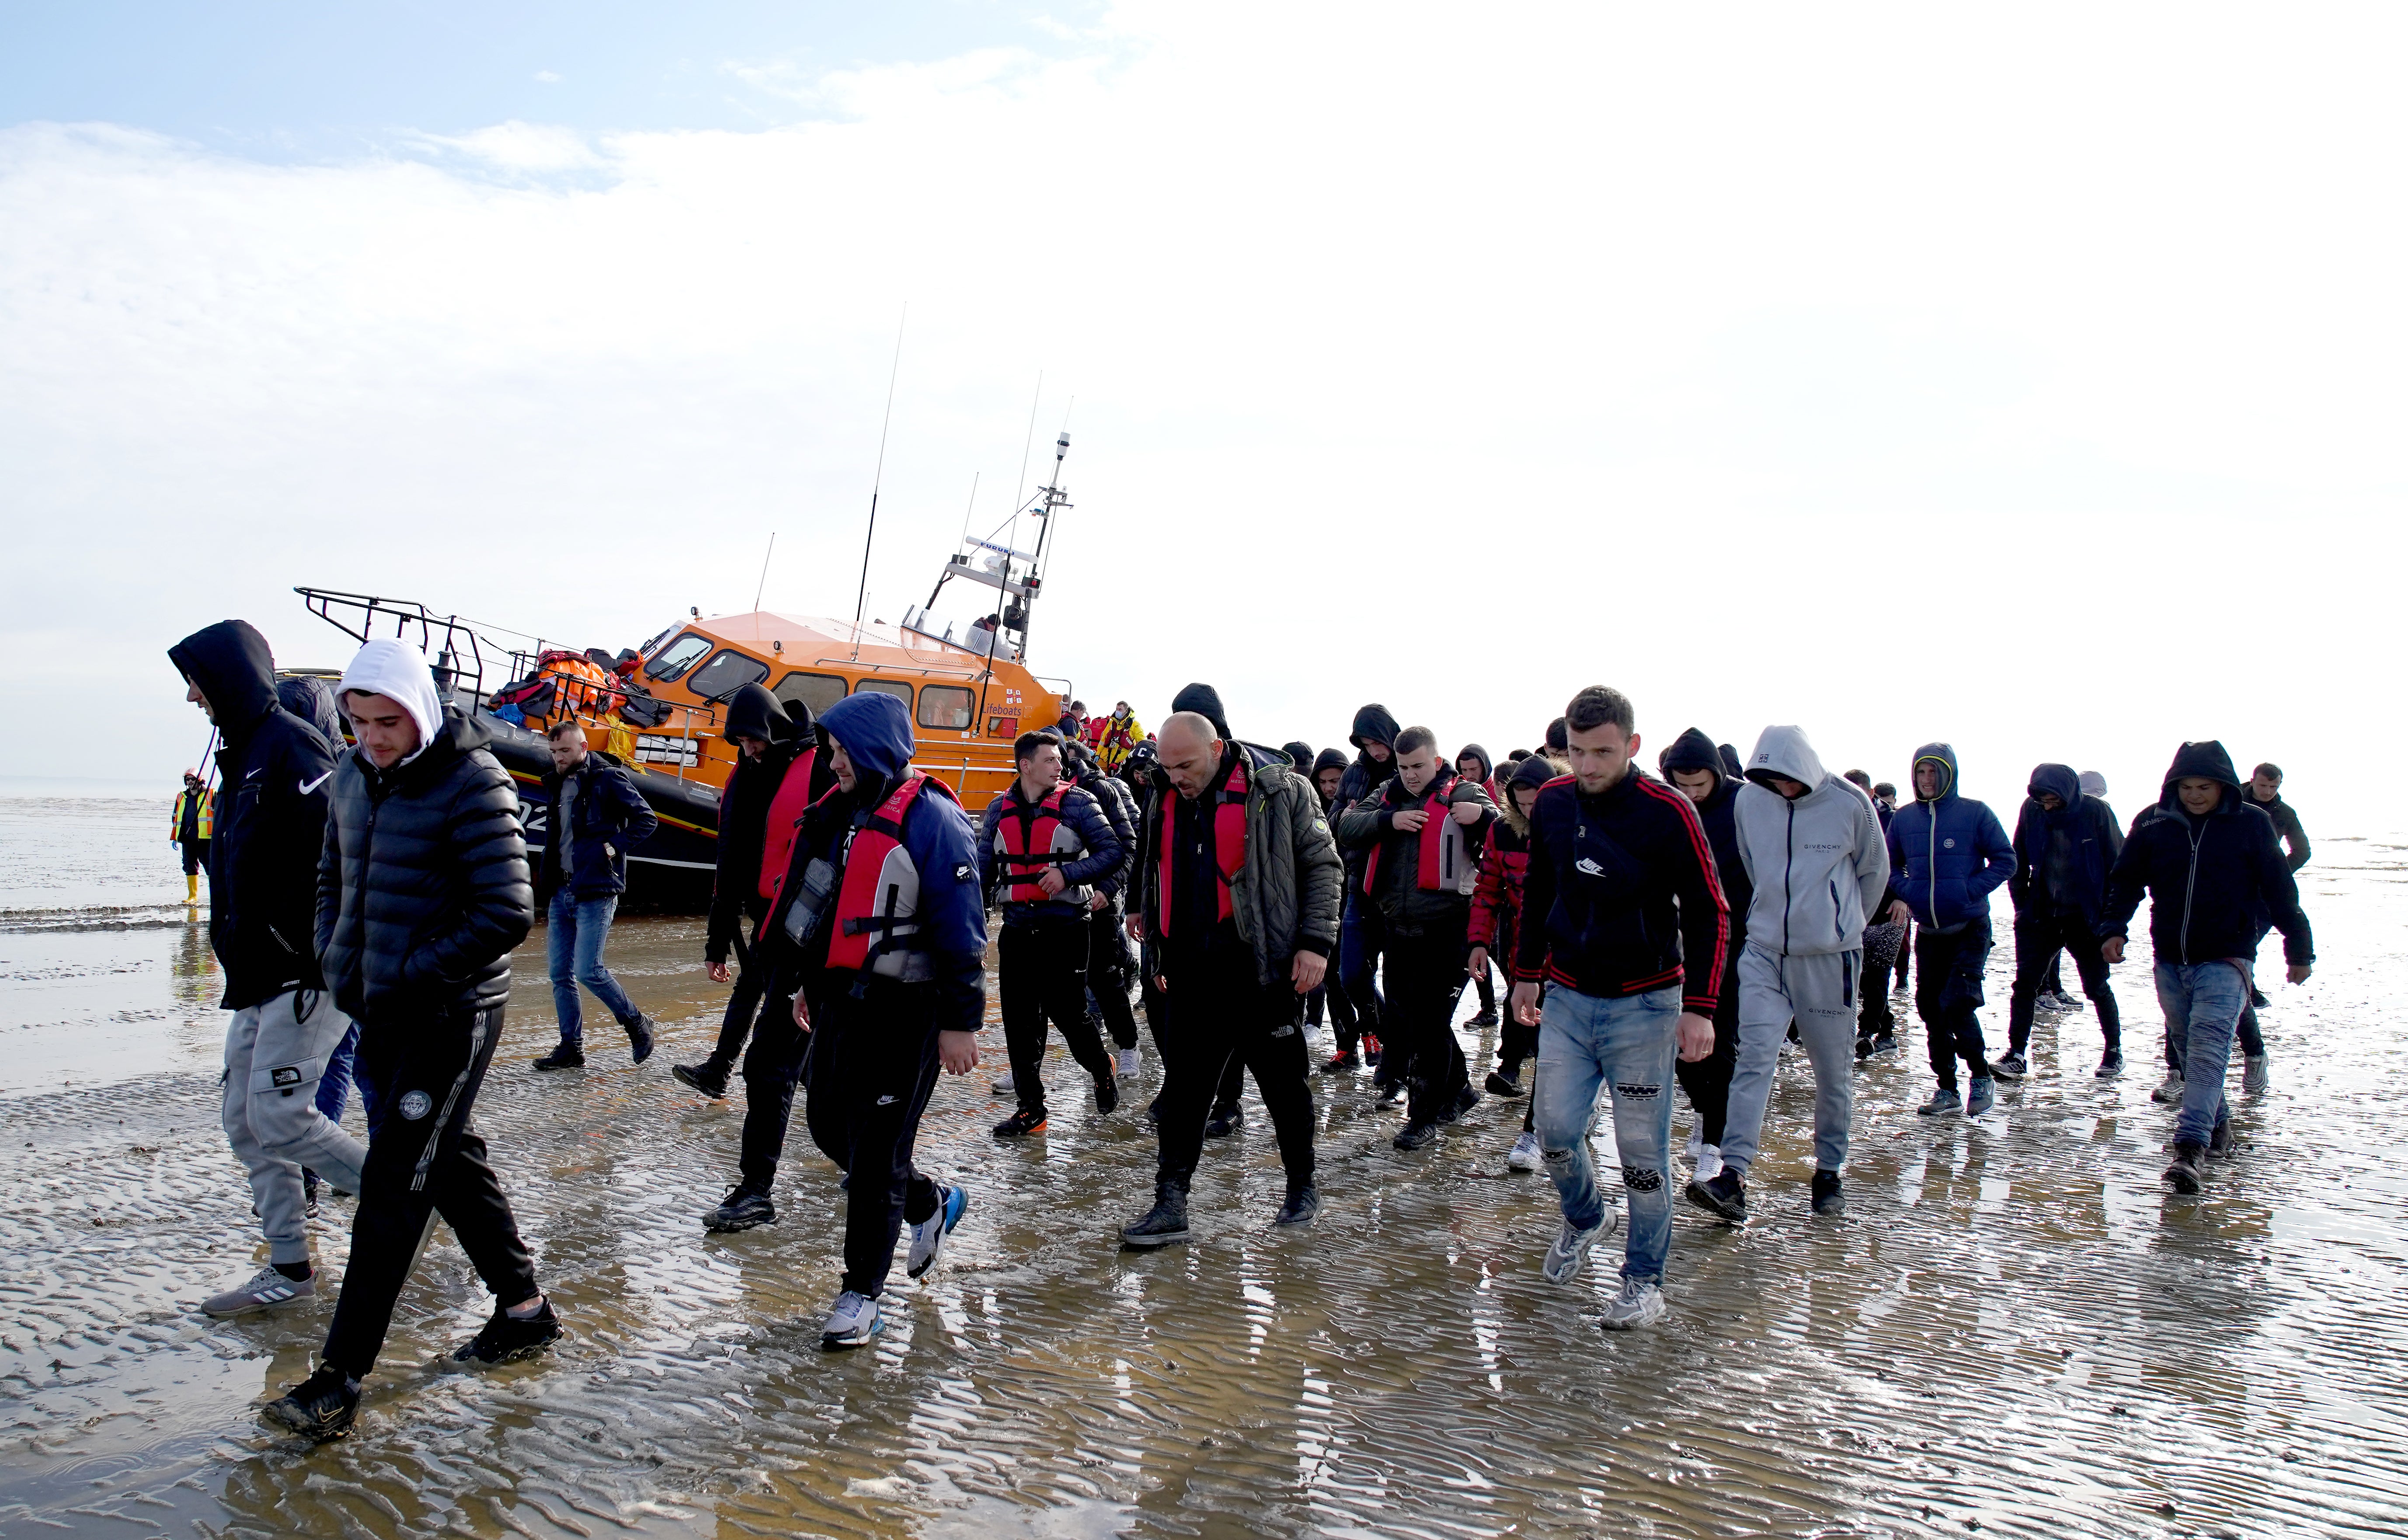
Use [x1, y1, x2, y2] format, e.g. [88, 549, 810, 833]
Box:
[1692, 1143, 1724, 1184]
[1507, 1130, 1542, 1172]
[1684, 1126, 1703, 1164]
[992, 1070, 1016, 1096]
[201, 1265, 316, 1318]
[1599, 1276, 1667, 1330]
[2151, 1070, 2184, 1104]
[1116, 1047, 1141, 1080]
[2243, 1055, 2269, 1094]
[1542, 1218, 1604, 1284]
[906, 1184, 968, 1280]
[820, 1289, 882, 1349]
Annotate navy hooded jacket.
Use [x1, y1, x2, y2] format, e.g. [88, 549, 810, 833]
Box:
[2009, 763, 2123, 927]
[1656, 726, 1752, 952]
[2102, 740, 2312, 969]
[1885, 742, 2015, 934]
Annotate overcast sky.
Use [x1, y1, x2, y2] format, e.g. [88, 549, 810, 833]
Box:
[3, 3, 2400, 829]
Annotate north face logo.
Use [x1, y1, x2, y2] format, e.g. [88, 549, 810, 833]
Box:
[271, 1066, 302, 1087]
[1943, 838, 1956, 848]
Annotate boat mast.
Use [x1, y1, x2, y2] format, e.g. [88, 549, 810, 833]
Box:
[849, 306, 908, 663]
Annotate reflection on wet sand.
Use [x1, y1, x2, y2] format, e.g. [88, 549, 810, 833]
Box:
[4, 822, 2408, 1537]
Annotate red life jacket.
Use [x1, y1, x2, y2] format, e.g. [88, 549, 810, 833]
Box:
[756, 747, 821, 905]
[1155, 756, 1249, 937]
[1362, 773, 1479, 897]
[827, 772, 956, 981]
[994, 784, 1091, 905]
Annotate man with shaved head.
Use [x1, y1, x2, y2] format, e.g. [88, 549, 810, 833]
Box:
[1121, 687, 1343, 1247]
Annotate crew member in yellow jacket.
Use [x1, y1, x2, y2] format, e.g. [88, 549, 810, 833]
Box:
[172, 771, 215, 902]
[1091, 701, 1145, 775]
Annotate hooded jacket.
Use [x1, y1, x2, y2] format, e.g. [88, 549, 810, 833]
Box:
[1656, 727, 1753, 952]
[537, 749, 658, 902]
[2243, 788, 2311, 873]
[169, 620, 340, 1011]
[2102, 741, 2312, 968]
[1281, 741, 1315, 773]
[1468, 752, 1559, 962]
[1885, 743, 2015, 934]
[1334, 704, 1401, 895]
[768, 690, 989, 1033]
[1334, 763, 1499, 937]
[1734, 726, 1891, 958]
[1456, 743, 1503, 806]
[315, 665, 534, 1025]
[2009, 763, 2124, 927]
[1309, 746, 1350, 806]
[1131, 740, 1343, 989]
[706, 687, 837, 965]
[977, 776, 1127, 926]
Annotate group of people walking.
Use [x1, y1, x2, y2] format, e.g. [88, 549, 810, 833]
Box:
[170, 616, 2315, 1442]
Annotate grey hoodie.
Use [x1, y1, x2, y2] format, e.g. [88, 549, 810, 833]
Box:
[1734, 725, 1891, 957]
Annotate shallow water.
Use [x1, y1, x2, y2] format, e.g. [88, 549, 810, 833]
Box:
[3, 796, 2404, 1538]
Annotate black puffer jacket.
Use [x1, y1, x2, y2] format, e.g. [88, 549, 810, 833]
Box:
[316, 705, 536, 1024]
[169, 620, 339, 1010]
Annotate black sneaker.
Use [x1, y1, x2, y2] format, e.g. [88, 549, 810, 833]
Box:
[2248, 986, 2269, 1010]
[672, 1059, 731, 1099]
[1441, 1082, 1481, 1123]
[261, 1364, 358, 1442]
[1688, 1169, 1747, 1222]
[2095, 1051, 2125, 1079]
[302, 1169, 320, 1219]
[1855, 1035, 1877, 1061]
[1990, 1051, 2029, 1081]
[1872, 1034, 1898, 1056]
[1204, 1105, 1243, 1139]
[1484, 1070, 1526, 1099]
[993, 1107, 1048, 1139]
[1321, 1049, 1360, 1074]
[1810, 1169, 1845, 1217]
[1392, 1120, 1438, 1151]
[1145, 1094, 1163, 1126]
[1121, 1182, 1190, 1248]
[452, 1299, 564, 1365]
[1274, 1182, 1320, 1226]
[2207, 1122, 2235, 1157]
[625, 1014, 658, 1066]
[704, 1186, 776, 1233]
[1468, 1008, 1500, 1028]
[1093, 1069, 1120, 1116]
[2163, 1142, 2207, 1194]
[532, 1043, 585, 1070]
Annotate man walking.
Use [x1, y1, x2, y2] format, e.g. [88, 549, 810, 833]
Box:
[1512, 687, 1727, 1330]
[2100, 742, 2311, 1192]
[170, 621, 366, 1323]
[978, 730, 1126, 1137]
[763, 690, 990, 1347]
[1691, 725, 1888, 1223]
[262, 640, 552, 1441]
[1999, 764, 2125, 1079]
[1120, 695, 1340, 1247]
[532, 721, 660, 1070]
[2245, 763, 2310, 874]
[1887, 745, 2015, 1118]
[1655, 728, 1751, 1187]
[1332, 704, 1402, 1073]
[171, 770, 214, 904]
[1064, 739, 1147, 1080]
[1336, 726, 1497, 1149]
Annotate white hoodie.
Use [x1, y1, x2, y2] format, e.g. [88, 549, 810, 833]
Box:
[336, 640, 446, 766]
[1733, 725, 1891, 957]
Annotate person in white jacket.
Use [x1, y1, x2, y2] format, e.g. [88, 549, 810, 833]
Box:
[1688, 725, 1890, 1223]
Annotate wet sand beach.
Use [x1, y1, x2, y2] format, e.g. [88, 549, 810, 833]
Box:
[4, 796, 2404, 1538]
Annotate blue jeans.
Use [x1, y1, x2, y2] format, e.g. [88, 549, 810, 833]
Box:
[548, 890, 638, 1044]
[1534, 984, 1681, 1283]
[1338, 899, 1387, 1039]
[2156, 961, 2246, 1146]
[310, 1019, 386, 1136]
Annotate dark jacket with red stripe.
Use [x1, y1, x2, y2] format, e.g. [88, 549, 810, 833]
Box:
[1513, 767, 1730, 1014]
[1468, 816, 1530, 965]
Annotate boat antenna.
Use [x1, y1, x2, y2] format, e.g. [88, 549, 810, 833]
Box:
[751, 531, 776, 635]
[849, 304, 908, 662]
[1010, 371, 1042, 517]
[958, 471, 980, 546]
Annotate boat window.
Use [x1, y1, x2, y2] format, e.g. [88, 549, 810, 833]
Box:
[918, 684, 974, 732]
[773, 671, 847, 720]
[643, 633, 712, 683]
[853, 678, 913, 707]
[686, 649, 770, 701]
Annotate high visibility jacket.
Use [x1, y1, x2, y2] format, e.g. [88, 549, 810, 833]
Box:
[1094, 711, 1144, 774]
[172, 786, 215, 843]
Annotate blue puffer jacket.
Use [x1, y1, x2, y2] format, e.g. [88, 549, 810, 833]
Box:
[1885, 742, 2015, 934]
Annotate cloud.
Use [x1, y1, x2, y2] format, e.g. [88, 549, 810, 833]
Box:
[534, 70, 562, 84]
[4, 2, 2406, 827]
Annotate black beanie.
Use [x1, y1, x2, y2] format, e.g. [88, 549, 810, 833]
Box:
[1171, 682, 1232, 742]
[1281, 740, 1314, 770]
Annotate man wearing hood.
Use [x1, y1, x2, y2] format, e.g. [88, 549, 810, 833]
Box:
[1455, 744, 1504, 1028]
[1886, 744, 2016, 1118]
[2101, 742, 2311, 1192]
[169, 620, 365, 1324]
[1655, 728, 1753, 1187]
[1063, 738, 1147, 1081]
[2001, 764, 2126, 1080]
[1336, 726, 1498, 1149]
[1470, 750, 1563, 1172]
[1120, 692, 1342, 1246]
[171, 770, 213, 904]
[675, 683, 836, 1104]
[263, 641, 547, 1441]
[1331, 703, 1402, 1073]
[755, 690, 990, 1347]
[1694, 726, 1890, 1222]
[530, 720, 661, 1070]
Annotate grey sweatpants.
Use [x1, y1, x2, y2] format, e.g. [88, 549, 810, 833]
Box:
[222, 988, 368, 1264]
[1719, 944, 1860, 1178]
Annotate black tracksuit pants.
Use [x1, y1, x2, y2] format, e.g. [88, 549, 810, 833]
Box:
[801, 980, 945, 1299]
[706, 935, 771, 1068]
[1155, 962, 1315, 1189]
[1381, 929, 1472, 1126]
[1915, 917, 1994, 1089]
[322, 1004, 537, 1380]
[1001, 920, 1113, 1116]
[734, 973, 807, 1193]
[1088, 907, 1141, 1052]
[2008, 908, 2121, 1053]
[1674, 955, 1745, 1147]
[180, 837, 209, 877]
